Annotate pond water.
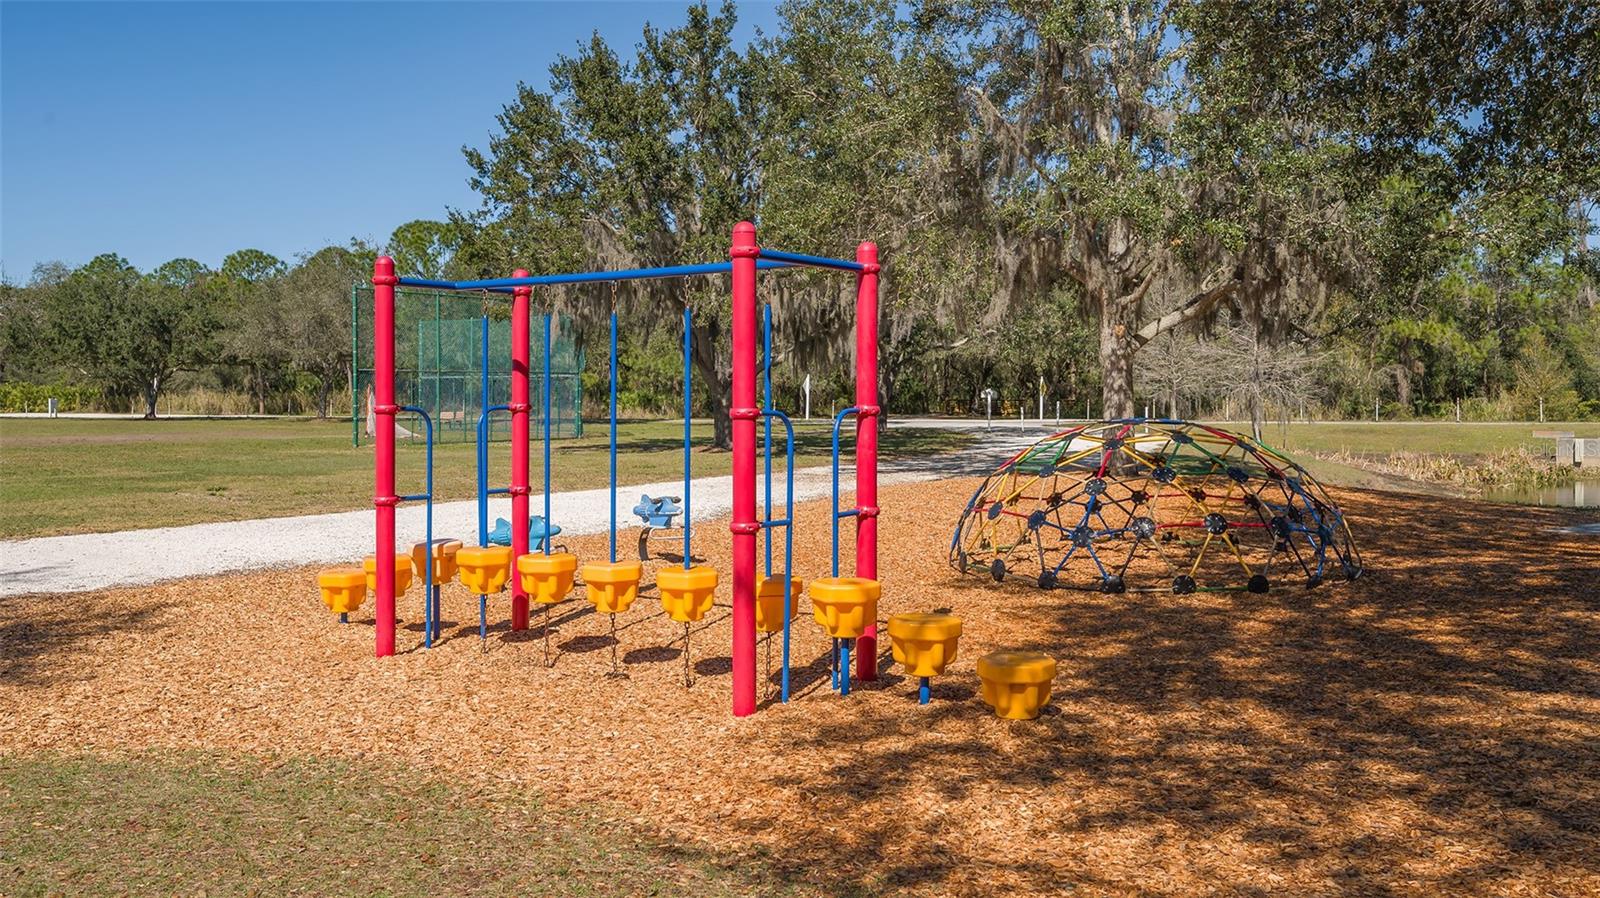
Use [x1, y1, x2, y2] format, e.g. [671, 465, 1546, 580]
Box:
[1481, 478, 1600, 509]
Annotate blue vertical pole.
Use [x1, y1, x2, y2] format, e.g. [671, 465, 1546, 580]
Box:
[609, 310, 618, 563]
[481, 307, 490, 448]
[762, 304, 772, 576]
[543, 311, 552, 555]
[840, 640, 851, 696]
[919, 677, 931, 704]
[682, 304, 692, 570]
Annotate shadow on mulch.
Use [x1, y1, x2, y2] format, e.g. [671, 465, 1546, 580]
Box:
[751, 486, 1600, 896]
[0, 593, 174, 687]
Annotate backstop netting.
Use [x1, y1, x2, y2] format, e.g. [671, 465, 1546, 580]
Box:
[352, 286, 583, 446]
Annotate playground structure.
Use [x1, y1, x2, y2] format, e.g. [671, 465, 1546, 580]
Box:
[340, 221, 887, 718]
[951, 419, 1363, 594]
[350, 287, 582, 446]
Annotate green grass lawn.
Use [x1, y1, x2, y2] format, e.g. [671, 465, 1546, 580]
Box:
[0, 416, 971, 539]
[1, 751, 814, 898]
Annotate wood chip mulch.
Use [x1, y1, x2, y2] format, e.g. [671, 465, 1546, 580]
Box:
[3, 479, 1598, 897]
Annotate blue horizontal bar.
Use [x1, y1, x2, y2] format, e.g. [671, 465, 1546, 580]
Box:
[486, 487, 511, 496]
[758, 249, 864, 272]
[400, 278, 516, 294]
[835, 509, 859, 519]
[399, 493, 430, 502]
[760, 519, 792, 529]
[397, 259, 807, 293]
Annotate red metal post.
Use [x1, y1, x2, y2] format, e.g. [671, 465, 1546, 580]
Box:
[372, 256, 399, 657]
[509, 272, 532, 630]
[729, 221, 760, 716]
[854, 241, 881, 680]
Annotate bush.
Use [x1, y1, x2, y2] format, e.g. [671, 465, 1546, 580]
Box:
[0, 382, 100, 413]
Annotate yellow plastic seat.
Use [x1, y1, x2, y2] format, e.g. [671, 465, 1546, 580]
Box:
[517, 552, 578, 605]
[580, 560, 642, 614]
[976, 651, 1058, 720]
[409, 539, 462, 585]
[363, 554, 413, 599]
[658, 565, 718, 623]
[456, 545, 513, 594]
[808, 577, 880, 640]
[888, 613, 963, 678]
[317, 567, 366, 614]
[756, 575, 805, 633]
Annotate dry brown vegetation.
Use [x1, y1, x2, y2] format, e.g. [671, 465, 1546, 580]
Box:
[2, 479, 1597, 897]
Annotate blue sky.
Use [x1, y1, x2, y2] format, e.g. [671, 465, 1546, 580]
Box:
[0, 1, 782, 279]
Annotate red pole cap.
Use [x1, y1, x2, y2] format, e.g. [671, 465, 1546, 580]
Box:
[372, 256, 397, 286]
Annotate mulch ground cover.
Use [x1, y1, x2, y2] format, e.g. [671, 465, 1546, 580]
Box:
[3, 479, 1597, 897]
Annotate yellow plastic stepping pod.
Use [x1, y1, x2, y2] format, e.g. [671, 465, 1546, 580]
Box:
[755, 575, 805, 633]
[317, 567, 366, 619]
[659, 565, 718, 687]
[364, 554, 413, 598]
[808, 577, 879, 639]
[455, 545, 513, 595]
[976, 651, 1058, 720]
[409, 539, 462, 585]
[887, 613, 962, 704]
[517, 552, 578, 605]
[576, 559, 642, 675]
[581, 560, 642, 614]
[809, 577, 880, 697]
[658, 565, 719, 623]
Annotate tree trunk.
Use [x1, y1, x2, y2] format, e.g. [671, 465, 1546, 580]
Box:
[1098, 303, 1136, 419]
[143, 376, 160, 419]
[689, 322, 731, 450]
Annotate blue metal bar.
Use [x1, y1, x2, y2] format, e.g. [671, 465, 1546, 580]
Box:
[543, 311, 552, 555]
[480, 308, 490, 449]
[682, 304, 692, 570]
[485, 487, 511, 496]
[831, 407, 860, 577]
[759, 518, 793, 528]
[756, 249, 865, 272]
[919, 677, 930, 704]
[762, 304, 773, 577]
[400, 405, 434, 648]
[760, 409, 796, 703]
[840, 639, 851, 696]
[398, 259, 799, 293]
[609, 310, 618, 563]
[476, 402, 510, 647]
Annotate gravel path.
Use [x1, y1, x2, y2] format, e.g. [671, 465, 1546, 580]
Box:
[0, 432, 1038, 597]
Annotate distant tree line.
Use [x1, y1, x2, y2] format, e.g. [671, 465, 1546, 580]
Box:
[3, 0, 1596, 436]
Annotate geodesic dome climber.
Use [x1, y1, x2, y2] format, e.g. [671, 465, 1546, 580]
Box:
[950, 420, 1362, 593]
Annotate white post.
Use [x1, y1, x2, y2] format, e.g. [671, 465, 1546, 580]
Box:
[1038, 376, 1045, 421]
[803, 374, 811, 421]
[983, 388, 994, 431]
[1374, 398, 1379, 422]
[1455, 397, 1461, 422]
[1085, 397, 1091, 420]
[1055, 400, 1060, 426]
[1539, 397, 1545, 423]
[1019, 404, 1024, 429]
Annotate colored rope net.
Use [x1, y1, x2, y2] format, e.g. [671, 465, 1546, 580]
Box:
[949, 420, 1363, 593]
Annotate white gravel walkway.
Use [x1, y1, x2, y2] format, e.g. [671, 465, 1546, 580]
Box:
[0, 464, 963, 598]
[0, 422, 1043, 597]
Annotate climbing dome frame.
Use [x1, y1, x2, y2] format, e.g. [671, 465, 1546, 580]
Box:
[950, 420, 1362, 594]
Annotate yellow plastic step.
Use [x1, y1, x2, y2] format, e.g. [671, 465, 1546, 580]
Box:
[755, 575, 805, 633]
[456, 545, 513, 595]
[580, 560, 642, 614]
[976, 651, 1058, 720]
[659, 565, 718, 623]
[887, 613, 962, 678]
[517, 552, 578, 605]
[363, 554, 413, 599]
[317, 567, 366, 614]
[808, 577, 879, 639]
